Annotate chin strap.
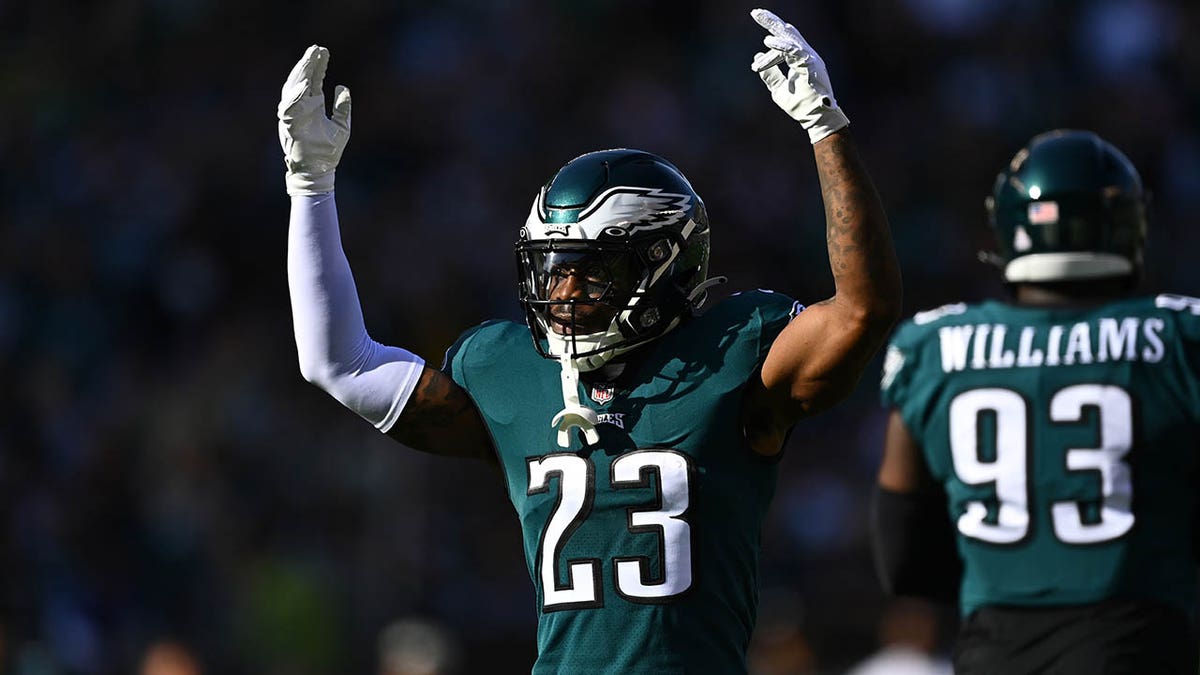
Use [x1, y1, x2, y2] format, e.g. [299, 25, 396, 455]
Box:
[550, 354, 600, 448]
[688, 275, 727, 308]
[546, 277, 727, 448]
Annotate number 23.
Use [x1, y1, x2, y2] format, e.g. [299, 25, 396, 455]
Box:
[527, 449, 693, 611]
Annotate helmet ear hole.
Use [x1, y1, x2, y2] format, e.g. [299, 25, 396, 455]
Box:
[647, 239, 671, 263]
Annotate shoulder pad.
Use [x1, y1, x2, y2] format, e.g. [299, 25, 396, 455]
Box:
[1155, 294, 1200, 315]
[912, 302, 969, 326]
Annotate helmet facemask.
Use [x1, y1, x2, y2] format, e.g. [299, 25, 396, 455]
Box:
[516, 228, 710, 372]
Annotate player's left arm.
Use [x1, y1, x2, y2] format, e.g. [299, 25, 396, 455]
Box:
[758, 131, 901, 419]
[744, 9, 902, 444]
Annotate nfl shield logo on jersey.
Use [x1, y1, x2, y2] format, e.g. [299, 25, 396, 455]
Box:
[590, 383, 615, 405]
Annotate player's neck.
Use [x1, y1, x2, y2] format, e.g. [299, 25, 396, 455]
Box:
[1014, 278, 1136, 308]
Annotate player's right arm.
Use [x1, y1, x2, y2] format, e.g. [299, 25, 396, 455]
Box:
[872, 328, 960, 601]
[386, 368, 493, 459]
[280, 45, 494, 461]
[873, 410, 961, 602]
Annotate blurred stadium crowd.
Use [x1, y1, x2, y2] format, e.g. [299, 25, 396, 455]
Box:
[4, 0, 1200, 672]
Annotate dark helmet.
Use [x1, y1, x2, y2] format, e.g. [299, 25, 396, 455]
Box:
[986, 129, 1147, 283]
[515, 149, 717, 370]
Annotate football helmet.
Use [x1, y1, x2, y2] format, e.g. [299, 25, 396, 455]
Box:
[516, 149, 719, 372]
[986, 129, 1147, 283]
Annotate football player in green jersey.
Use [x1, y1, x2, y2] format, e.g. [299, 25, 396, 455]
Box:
[875, 129, 1199, 674]
[280, 8, 902, 673]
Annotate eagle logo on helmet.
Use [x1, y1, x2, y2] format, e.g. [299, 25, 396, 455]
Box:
[530, 185, 694, 239]
[576, 187, 693, 233]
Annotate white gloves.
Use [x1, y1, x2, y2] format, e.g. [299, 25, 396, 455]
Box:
[278, 45, 352, 195]
[750, 8, 849, 145]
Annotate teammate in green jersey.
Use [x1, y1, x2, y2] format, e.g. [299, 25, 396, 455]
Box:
[875, 129, 1199, 674]
[280, 8, 902, 673]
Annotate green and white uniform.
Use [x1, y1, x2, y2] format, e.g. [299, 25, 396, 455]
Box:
[882, 294, 1200, 618]
[445, 290, 799, 674]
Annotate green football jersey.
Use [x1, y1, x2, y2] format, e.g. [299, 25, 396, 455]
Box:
[443, 290, 800, 674]
[882, 294, 1200, 617]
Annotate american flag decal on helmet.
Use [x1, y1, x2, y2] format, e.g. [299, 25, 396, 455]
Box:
[1028, 201, 1059, 225]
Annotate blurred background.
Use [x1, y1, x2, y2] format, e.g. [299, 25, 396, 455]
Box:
[4, 0, 1199, 672]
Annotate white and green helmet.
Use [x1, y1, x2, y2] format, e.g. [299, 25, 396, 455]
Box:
[516, 149, 719, 372]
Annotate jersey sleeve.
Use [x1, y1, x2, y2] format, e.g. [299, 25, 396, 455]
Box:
[1155, 294, 1200, 424]
[440, 322, 492, 391]
[879, 318, 924, 411]
[742, 289, 805, 363]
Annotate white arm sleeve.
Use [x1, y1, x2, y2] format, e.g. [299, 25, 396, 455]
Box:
[287, 193, 425, 432]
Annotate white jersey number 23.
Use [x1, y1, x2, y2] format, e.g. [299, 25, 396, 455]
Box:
[527, 449, 692, 611]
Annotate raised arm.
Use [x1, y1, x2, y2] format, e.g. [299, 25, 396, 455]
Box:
[759, 129, 901, 417]
[747, 10, 902, 435]
[279, 45, 493, 461]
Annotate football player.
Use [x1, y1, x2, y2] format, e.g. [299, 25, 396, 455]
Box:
[875, 130, 1199, 674]
[281, 9, 901, 673]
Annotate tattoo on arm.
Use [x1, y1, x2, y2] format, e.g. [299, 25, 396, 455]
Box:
[813, 131, 902, 312]
[754, 132, 902, 426]
[388, 368, 494, 460]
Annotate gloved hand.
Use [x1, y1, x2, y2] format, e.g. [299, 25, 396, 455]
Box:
[750, 8, 849, 144]
[278, 45, 351, 195]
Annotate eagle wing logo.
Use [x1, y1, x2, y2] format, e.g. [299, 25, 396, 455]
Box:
[577, 188, 692, 233]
